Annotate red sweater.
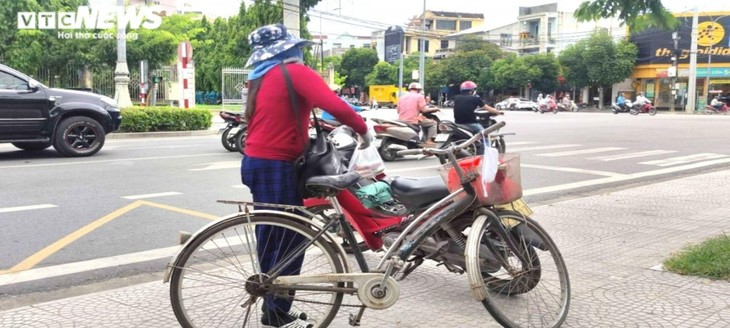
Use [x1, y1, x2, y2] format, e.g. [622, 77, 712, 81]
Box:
[244, 63, 368, 161]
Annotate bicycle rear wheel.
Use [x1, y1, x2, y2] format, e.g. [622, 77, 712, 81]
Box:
[467, 210, 570, 328]
[169, 214, 344, 328]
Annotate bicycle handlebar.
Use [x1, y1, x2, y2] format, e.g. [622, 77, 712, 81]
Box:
[396, 121, 506, 157]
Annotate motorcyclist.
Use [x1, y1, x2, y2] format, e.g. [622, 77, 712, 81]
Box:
[710, 95, 727, 111]
[635, 92, 651, 107]
[616, 92, 627, 110]
[396, 82, 437, 146]
[453, 80, 503, 154]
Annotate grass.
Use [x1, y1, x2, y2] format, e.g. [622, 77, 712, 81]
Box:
[663, 233, 730, 280]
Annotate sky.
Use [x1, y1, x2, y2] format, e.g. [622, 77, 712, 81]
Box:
[190, 0, 729, 37]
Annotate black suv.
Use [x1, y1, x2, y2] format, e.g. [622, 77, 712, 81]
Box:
[0, 64, 122, 157]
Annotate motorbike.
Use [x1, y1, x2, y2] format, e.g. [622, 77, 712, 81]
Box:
[630, 101, 657, 116]
[556, 100, 578, 112]
[435, 110, 511, 164]
[536, 99, 558, 114]
[370, 108, 443, 161]
[218, 111, 247, 152]
[304, 121, 535, 282]
[704, 103, 729, 114]
[611, 101, 633, 114]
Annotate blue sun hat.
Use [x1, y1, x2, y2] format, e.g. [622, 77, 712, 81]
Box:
[245, 23, 316, 68]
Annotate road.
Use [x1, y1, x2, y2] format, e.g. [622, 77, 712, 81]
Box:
[1, 110, 729, 297]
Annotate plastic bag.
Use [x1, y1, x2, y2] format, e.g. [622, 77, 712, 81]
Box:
[348, 143, 385, 178]
[355, 181, 393, 208]
[480, 134, 499, 193]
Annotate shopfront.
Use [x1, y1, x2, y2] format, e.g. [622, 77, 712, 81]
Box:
[629, 12, 730, 110]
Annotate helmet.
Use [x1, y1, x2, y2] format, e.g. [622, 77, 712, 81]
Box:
[460, 81, 477, 92]
[408, 82, 422, 91]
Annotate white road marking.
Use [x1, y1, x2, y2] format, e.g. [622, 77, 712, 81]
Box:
[105, 144, 208, 151]
[639, 153, 729, 167]
[521, 164, 626, 177]
[508, 144, 580, 152]
[0, 153, 223, 169]
[189, 161, 240, 171]
[122, 192, 182, 200]
[504, 141, 537, 146]
[588, 150, 678, 161]
[524, 157, 730, 196]
[536, 147, 626, 157]
[387, 165, 440, 174]
[0, 204, 57, 214]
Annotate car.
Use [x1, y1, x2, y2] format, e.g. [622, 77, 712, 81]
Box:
[509, 98, 539, 111]
[0, 64, 122, 157]
[495, 97, 518, 110]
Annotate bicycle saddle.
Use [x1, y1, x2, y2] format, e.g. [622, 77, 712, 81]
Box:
[306, 171, 361, 196]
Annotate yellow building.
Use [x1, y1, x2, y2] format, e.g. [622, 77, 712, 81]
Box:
[402, 11, 484, 57]
[629, 12, 730, 109]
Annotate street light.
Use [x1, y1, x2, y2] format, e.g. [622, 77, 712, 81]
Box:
[705, 15, 729, 99]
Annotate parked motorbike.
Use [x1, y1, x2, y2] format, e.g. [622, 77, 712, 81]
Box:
[218, 111, 247, 152]
[435, 110, 511, 164]
[370, 108, 443, 161]
[305, 121, 535, 281]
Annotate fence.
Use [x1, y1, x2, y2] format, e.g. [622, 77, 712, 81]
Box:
[221, 67, 250, 110]
[30, 64, 177, 104]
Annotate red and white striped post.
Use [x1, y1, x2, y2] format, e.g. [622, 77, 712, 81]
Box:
[177, 41, 193, 109]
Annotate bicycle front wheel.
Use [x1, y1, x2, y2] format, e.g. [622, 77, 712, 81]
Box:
[169, 214, 345, 328]
[467, 210, 570, 328]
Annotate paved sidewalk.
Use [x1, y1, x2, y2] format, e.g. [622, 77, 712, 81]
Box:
[1, 170, 730, 327]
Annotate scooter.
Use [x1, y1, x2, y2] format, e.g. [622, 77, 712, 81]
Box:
[557, 101, 578, 112]
[436, 110, 511, 164]
[630, 101, 657, 116]
[536, 99, 558, 114]
[704, 104, 729, 114]
[611, 101, 633, 114]
[370, 108, 442, 161]
[218, 111, 247, 152]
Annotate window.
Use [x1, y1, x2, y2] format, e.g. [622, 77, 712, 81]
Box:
[440, 40, 449, 49]
[333, 43, 342, 48]
[417, 39, 430, 52]
[459, 21, 472, 30]
[349, 44, 355, 48]
[500, 33, 512, 47]
[0, 72, 28, 90]
[435, 20, 456, 30]
[425, 19, 434, 30]
[405, 36, 411, 53]
[363, 43, 371, 48]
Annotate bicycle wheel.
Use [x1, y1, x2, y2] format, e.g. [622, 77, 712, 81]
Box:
[169, 214, 344, 328]
[467, 210, 570, 328]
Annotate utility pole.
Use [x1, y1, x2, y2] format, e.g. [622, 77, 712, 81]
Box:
[686, 7, 699, 113]
[398, 52, 404, 97]
[418, 0, 426, 89]
[670, 31, 680, 112]
[283, 0, 300, 37]
[113, 0, 132, 108]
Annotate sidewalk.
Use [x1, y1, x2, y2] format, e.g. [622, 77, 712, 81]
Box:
[1, 170, 730, 327]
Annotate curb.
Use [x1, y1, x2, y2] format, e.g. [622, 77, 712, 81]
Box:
[107, 129, 219, 139]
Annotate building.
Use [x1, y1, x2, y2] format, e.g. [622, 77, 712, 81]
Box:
[628, 12, 730, 110]
[400, 11, 485, 58]
[312, 33, 373, 58]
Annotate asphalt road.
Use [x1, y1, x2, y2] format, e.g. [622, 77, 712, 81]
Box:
[1, 109, 729, 297]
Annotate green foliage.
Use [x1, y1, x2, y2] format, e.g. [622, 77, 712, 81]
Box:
[574, 0, 678, 32]
[119, 106, 213, 132]
[490, 55, 540, 90]
[340, 47, 379, 87]
[663, 233, 730, 280]
[558, 31, 637, 88]
[365, 61, 397, 87]
[523, 53, 561, 94]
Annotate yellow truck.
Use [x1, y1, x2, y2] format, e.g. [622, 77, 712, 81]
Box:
[368, 85, 405, 108]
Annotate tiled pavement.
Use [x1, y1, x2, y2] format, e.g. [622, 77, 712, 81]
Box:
[1, 170, 730, 327]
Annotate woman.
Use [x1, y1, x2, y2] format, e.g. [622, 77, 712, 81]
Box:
[242, 24, 371, 328]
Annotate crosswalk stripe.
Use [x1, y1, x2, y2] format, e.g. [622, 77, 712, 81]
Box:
[508, 144, 580, 152]
[589, 150, 678, 161]
[536, 147, 626, 157]
[639, 153, 729, 167]
[0, 204, 57, 213]
[505, 141, 537, 146]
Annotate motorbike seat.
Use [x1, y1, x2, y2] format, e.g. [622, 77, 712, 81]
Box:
[390, 176, 450, 210]
[306, 171, 361, 196]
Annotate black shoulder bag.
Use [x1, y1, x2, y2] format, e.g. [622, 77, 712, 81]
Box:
[280, 63, 346, 198]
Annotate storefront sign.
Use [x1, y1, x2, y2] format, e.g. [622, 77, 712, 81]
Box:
[631, 15, 730, 65]
[676, 67, 730, 78]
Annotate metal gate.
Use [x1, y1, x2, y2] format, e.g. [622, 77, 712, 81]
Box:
[221, 68, 250, 110]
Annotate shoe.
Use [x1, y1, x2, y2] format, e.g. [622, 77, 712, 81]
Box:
[262, 319, 314, 328]
[261, 306, 309, 327]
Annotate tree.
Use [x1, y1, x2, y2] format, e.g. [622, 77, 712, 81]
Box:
[364, 61, 397, 87]
[574, 0, 678, 32]
[523, 53, 560, 95]
[489, 55, 540, 91]
[426, 38, 504, 97]
[558, 31, 638, 108]
[340, 47, 378, 87]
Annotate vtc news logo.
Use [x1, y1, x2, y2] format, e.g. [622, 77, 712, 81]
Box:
[17, 6, 162, 30]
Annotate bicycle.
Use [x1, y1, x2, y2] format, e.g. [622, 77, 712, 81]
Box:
[164, 121, 571, 328]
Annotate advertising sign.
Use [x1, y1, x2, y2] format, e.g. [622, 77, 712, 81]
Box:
[631, 15, 730, 65]
[384, 26, 404, 64]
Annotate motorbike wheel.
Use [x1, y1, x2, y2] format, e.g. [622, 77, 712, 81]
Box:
[630, 109, 639, 116]
[233, 127, 247, 154]
[491, 137, 506, 154]
[553, 107, 558, 114]
[649, 107, 657, 116]
[612, 109, 618, 114]
[220, 127, 237, 152]
[378, 139, 400, 162]
[437, 138, 477, 164]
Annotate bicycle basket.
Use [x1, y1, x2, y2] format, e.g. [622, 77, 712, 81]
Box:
[437, 153, 522, 206]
